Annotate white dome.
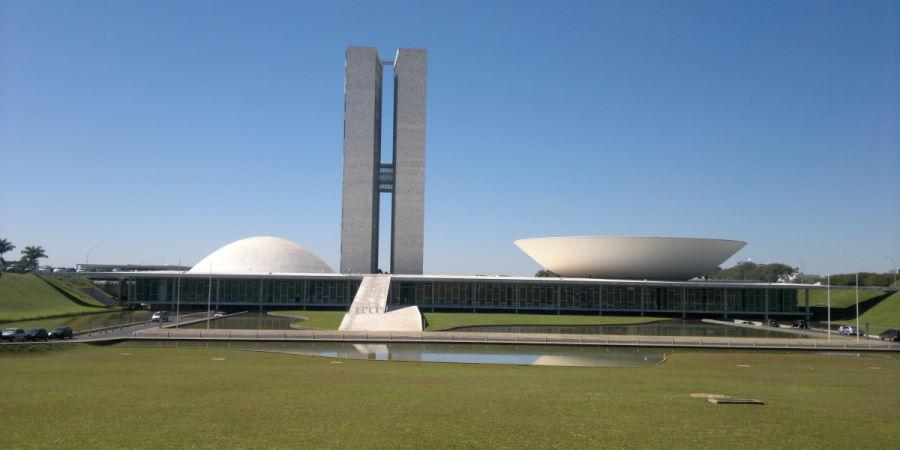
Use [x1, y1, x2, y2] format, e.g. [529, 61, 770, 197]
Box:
[189, 236, 334, 275]
[515, 236, 746, 281]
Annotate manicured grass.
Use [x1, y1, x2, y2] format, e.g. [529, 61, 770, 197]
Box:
[38, 275, 107, 307]
[0, 273, 109, 322]
[0, 344, 897, 448]
[267, 310, 346, 329]
[423, 312, 666, 331]
[837, 291, 900, 335]
[802, 288, 885, 308]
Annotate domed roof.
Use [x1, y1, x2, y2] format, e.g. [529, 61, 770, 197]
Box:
[188, 236, 334, 275]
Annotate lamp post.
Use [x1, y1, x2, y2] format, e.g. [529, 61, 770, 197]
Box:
[85, 246, 98, 267]
[855, 272, 860, 342]
[826, 274, 831, 341]
[886, 256, 897, 286]
[795, 259, 806, 284]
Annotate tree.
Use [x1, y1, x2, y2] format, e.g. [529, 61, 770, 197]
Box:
[20, 246, 48, 271]
[0, 238, 14, 265]
[535, 269, 560, 277]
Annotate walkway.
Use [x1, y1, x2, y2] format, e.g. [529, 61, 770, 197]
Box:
[339, 276, 423, 332]
[129, 327, 898, 352]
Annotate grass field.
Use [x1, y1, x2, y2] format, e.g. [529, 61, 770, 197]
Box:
[802, 288, 885, 308]
[38, 275, 107, 307]
[0, 273, 110, 322]
[0, 344, 896, 448]
[837, 291, 900, 335]
[267, 311, 667, 331]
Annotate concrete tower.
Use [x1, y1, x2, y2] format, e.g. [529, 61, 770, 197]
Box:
[340, 47, 426, 274]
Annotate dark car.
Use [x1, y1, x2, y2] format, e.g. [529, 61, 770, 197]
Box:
[879, 329, 900, 342]
[48, 327, 74, 340]
[792, 320, 808, 329]
[25, 328, 49, 341]
[2, 328, 28, 342]
[762, 319, 780, 328]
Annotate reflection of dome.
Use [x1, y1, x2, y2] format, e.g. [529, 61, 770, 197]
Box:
[189, 236, 334, 274]
[515, 236, 746, 281]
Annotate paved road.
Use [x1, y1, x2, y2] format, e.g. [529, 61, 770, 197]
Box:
[74, 312, 212, 341]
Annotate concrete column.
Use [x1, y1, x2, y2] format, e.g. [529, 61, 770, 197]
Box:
[391, 48, 427, 274]
[804, 288, 810, 320]
[340, 47, 383, 274]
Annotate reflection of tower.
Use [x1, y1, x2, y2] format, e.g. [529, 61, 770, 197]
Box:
[340, 47, 427, 275]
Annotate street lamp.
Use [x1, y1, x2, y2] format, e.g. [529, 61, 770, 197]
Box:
[85, 246, 98, 266]
[886, 256, 897, 286]
[795, 259, 806, 284]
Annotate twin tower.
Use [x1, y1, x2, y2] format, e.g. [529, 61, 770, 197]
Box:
[340, 47, 426, 274]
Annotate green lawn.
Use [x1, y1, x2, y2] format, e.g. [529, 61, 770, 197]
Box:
[38, 275, 107, 307]
[802, 288, 885, 308]
[423, 312, 666, 331]
[837, 291, 900, 335]
[268, 310, 346, 329]
[0, 344, 896, 448]
[0, 273, 111, 322]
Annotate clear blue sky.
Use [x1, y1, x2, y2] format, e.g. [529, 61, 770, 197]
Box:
[1, 0, 897, 276]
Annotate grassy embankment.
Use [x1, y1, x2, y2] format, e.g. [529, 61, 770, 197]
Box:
[836, 291, 900, 335]
[0, 344, 897, 448]
[801, 288, 885, 308]
[0, 273, 113, 322]
[267, 310, 666, 331]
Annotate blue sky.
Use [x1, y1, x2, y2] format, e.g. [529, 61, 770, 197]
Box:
[1, 0, 897, 275]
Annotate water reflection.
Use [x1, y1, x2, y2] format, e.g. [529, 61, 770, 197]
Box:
[3, 310, 152, 332]
[182, 312, 298, 330]
[452, 320, 798, 338]
[111, 340, 665, 367]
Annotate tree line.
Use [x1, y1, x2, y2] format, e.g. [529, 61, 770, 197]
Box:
[0, 238, 48, 276]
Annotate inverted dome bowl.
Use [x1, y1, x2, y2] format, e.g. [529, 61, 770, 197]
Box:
[514, 236, 746, 281]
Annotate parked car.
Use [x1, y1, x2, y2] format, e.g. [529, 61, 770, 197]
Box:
[25, 328, 49, 341]
[151, 311, 170, 322]
[838, 325, 859, 336]
[762, 319, 779, 328]
[48, 326, 74, 340]
[2, 328, 28, 342]
[792, 320, 808, 329]
[878, 329, 900, 342]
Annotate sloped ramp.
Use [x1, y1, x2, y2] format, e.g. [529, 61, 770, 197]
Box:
[339, 276, 423, 332]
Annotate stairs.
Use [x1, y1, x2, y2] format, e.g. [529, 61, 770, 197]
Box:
[339, 276, 423, 332]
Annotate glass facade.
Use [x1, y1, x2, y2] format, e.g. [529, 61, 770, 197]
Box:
[130, 276, 800, 315]
[388, 280, 798, 314]
[133, 277, 360, 308]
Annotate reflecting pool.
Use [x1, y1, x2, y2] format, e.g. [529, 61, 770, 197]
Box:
[182, 312, 298, 330]
[451, 320, 800, 338]
[109, 340, 666, 367]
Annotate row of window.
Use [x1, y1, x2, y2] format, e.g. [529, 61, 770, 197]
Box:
[389, 282, 798, 313]
[131, 278, 799, 313]
[133, 278, 360, 305]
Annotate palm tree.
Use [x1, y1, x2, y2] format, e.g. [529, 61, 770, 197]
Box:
[21, 246, 48, 271]
[0, 238, 13, 265]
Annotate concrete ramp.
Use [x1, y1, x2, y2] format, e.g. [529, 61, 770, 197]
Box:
[339, 276, 423, 332]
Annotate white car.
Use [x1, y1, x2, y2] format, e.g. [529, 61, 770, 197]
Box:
[213, 311, 226, 318]
[838, 325, 859, 336]
[151, 311, 170, 322]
